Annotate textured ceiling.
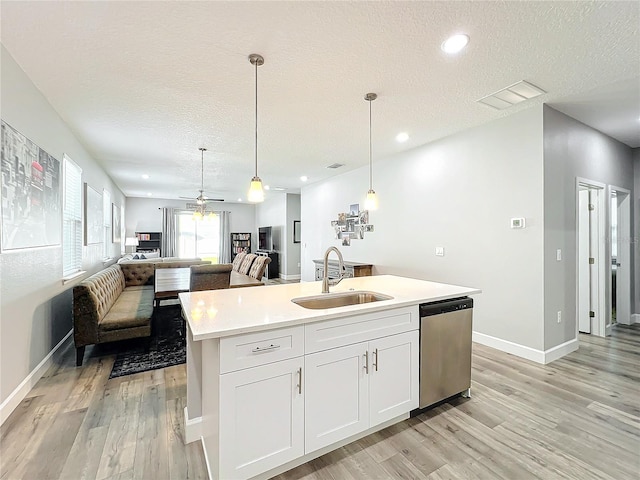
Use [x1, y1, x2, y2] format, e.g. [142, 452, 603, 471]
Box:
[1, 1, 639, 203]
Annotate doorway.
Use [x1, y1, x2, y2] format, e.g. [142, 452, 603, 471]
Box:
[609, 186, 632, 327]
[577, 180, 606, 336]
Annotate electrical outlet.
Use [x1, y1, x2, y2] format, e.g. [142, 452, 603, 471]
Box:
[297, 262, 301, 268]
[556, 249, 562, 261]
[435, 247, 445, 257]
[557, 311, 562, 323]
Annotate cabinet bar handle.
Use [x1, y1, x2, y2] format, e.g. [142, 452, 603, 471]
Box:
[297, 367, 302, 395]
[251, 344, 281, 354]
[364, 350, 369, 374]
[373, 348, 378, 372]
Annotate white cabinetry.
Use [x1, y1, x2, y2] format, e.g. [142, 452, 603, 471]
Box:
[305, 330, 418, 453]
[305, 342, 369, 453]
[217, 326, 305, 479]
[220, 357, 304, 479]
[204, 305, 419, 480]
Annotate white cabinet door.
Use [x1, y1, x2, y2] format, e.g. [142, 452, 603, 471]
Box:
[305, 342, 369, 453]
[369, 330, 419, 427]
[219, 357, 304, 480]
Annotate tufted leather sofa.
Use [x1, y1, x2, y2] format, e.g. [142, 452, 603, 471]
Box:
[73, 258, 210, 366]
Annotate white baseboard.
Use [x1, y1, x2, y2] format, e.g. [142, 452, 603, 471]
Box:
[1, 329, 73, 425]
[184, 407, 202, 444]
[279, 273, 301, 281]
[472, 331, 578, 365]
[631, 314, 640, 324]
[543, 338, 579, 364]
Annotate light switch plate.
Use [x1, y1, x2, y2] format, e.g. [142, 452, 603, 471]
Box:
[435, 247, 444, 256]
[511, 217, 526, 229]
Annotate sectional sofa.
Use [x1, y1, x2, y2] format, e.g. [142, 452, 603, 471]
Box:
[73, 257, 210, 366]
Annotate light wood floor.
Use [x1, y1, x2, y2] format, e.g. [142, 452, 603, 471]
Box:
[1, 324, 638, 480]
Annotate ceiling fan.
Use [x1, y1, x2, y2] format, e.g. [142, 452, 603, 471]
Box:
[179, 147, 224, 204]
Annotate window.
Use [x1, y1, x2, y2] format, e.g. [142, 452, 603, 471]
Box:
[103, 189, 111, 259]
[176, 211, 220, 263]
[62, 155, 82, 277]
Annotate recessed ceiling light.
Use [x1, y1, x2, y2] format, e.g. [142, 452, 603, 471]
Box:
[237, 198, 242, 202]
[300, 176, 308, 182]
[441, 34, 469, 54]
[141, 174, 149, 179]
[396, 132, 409, 143]
[147, 192, 152, 196]
[264, 185, 270, 190]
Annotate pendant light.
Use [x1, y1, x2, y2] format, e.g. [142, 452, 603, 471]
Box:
[248, 53, 265, 203]
[364, 92, 378, 210]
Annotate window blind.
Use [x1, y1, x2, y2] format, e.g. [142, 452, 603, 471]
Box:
[63, 155, 82, 276]
[103, 189, 111, 258]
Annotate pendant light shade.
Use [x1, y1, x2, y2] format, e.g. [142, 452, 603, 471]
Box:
[248, 53, 265, 203]
[364, 92, 378, 211]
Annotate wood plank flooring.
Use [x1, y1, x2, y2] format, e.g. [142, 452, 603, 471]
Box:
[1, 323, 638, 480]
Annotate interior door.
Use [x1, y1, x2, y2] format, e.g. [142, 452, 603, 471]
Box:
[578, 188, 591, 333]
[611, 187, 631, 327]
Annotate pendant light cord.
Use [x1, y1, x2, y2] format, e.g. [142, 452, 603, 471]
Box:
[254, 59, 258, 178]
[369, 99, 372, 190]
[201, 149, 204, 192]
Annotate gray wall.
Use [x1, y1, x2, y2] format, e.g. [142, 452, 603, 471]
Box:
[256, 194, 286, 274]
[634, 148, 640, 316]
[125, 197, 256, 250]
[1, 46, 125, 406]
[301, 106, 546, 351]
[543, 106, 635, 348]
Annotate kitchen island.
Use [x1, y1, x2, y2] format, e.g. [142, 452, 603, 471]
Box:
[180, 275, 480, 480]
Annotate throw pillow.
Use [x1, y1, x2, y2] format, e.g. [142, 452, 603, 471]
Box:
[133, 254, 140, 259]
[140, 254, 147, 259]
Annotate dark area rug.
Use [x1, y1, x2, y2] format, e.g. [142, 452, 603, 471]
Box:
[99, 304, 186, 379]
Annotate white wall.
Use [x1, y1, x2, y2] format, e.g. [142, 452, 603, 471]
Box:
[124, 197, 256, 247]
[0, 46, 125, 416]
[543, 106, 635, 348]
[301, 106, 545, 351]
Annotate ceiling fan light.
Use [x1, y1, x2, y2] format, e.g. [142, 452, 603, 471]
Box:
[365, 189, 378, 211]
[248, 176, 264, 203]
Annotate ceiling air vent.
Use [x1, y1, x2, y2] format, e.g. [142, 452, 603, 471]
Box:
[477, 80, 546, 110]
[327, 163, 345, 169]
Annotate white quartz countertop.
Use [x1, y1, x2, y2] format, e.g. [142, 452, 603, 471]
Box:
[179, 275, 481, 341]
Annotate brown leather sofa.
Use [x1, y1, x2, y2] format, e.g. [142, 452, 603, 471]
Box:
[73, 258, 210, 366]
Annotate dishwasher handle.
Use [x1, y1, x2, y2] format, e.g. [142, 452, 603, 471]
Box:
[420, 297, 473, 317]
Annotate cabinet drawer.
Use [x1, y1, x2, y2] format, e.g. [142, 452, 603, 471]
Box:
[305, 306, 418, 354]
[220, 325, 304, 373]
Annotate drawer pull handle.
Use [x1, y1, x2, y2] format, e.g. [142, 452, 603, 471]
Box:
[252, 344, 281, 354]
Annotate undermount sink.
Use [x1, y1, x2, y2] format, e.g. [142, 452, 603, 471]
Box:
[292, 291, 393, 310]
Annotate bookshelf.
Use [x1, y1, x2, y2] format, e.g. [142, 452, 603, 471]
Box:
[231, 233, 251, 260]
[135, 232, 162, 256]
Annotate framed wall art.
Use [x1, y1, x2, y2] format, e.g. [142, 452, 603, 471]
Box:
[1, 121, 62, 250]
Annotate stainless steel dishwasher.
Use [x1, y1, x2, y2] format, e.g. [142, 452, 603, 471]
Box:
[416, 297, 473, 410]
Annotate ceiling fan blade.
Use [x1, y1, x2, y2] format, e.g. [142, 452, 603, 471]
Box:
[203, 198, 224, 202]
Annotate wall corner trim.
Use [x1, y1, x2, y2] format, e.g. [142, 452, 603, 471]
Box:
[542, 338, 579, 364]
[0, 329, 73, 426]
